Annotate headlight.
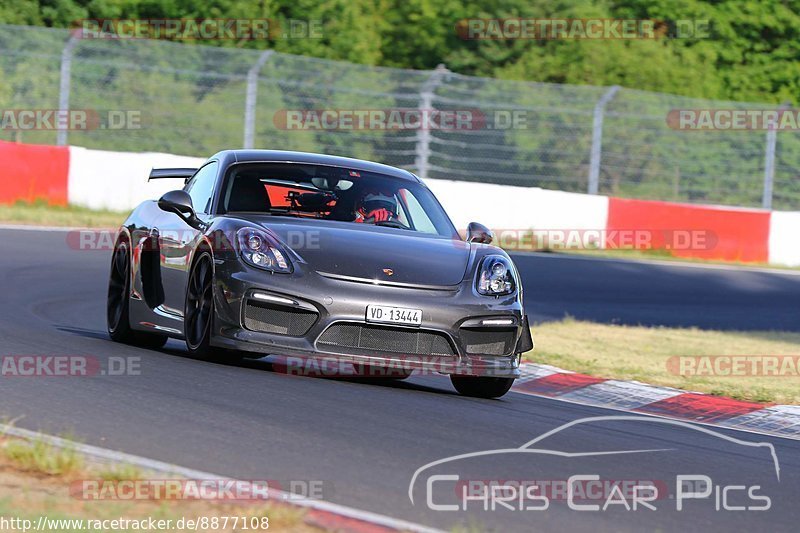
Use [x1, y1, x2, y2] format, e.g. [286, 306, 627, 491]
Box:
[236, 228, 292, 273]
[476, 255, 516, 296]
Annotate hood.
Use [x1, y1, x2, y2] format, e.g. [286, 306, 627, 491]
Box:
[244, 216, 471, 286]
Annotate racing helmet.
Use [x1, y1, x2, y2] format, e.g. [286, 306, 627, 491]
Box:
[358, 188, 397, 216]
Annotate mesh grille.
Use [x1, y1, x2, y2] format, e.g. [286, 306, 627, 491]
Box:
[317, 323, 455, 356]
[243, 300, 317, 336]
[459, 328, 517, 356]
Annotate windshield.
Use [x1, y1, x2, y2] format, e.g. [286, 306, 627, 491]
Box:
[220, 163, 458, 238]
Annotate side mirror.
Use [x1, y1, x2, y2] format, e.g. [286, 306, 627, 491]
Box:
[467, 222, 494, 244]
[158, 190, 195, 217]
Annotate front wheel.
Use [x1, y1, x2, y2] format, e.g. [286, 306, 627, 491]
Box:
[450, 375, 515, 399]
[184, 252, 240, 362]
[185, 252, 215, 359]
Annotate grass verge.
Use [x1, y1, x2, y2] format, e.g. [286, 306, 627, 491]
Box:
[0, 201, 126, 228]
[0, 434, 318, 532]
[4, 438, 83, 476]
[523, 318, 800, 404]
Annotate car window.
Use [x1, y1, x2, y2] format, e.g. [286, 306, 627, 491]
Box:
[220, 163, 459, 238]
[185, 161, 218, 214]
[399, 188, 438, 234]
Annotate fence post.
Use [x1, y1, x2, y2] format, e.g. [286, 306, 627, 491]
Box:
[587, 85, 620, 194]
[56, 31, 80, 146]
[763, 126, 777, 210]
[414, 64, 448, 180]
[243, 50, 275, 149]
[761, 104, 789, 210]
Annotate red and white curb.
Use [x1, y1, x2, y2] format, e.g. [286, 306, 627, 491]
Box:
[0, 424, 442, 533]
[266, 356, 800, 440]
[513, 363, 800, 440]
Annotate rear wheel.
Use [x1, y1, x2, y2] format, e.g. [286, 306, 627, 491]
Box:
[450, 375, 515, 399]
[107, 241, 167, 349]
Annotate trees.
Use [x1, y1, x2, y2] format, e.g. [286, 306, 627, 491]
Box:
[1, 0, 796, 103]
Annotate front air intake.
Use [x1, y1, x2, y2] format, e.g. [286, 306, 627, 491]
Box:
[243, 300, 318, 336]
[459, 327, 517, 356]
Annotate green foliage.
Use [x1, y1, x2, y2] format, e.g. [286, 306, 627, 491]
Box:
[1, 0, 798, 103]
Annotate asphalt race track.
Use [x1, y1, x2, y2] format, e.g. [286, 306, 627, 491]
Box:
[2, 227, 800, 532]
[513, 251, 800, 331]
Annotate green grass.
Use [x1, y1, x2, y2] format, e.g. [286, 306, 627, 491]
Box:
[524, 318, 800, 404]
[2, 438, 83, 476]
[0, 200, 127, 228]
[96, 463, 143, 482]
[0, 433, 315, 532]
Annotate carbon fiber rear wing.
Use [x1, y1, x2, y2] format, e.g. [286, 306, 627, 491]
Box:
[148, 168, 197, 182]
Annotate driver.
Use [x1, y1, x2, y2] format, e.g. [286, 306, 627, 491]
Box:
[353, 187, 398, 224]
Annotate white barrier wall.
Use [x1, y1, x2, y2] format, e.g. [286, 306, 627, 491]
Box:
[67, 147, 610, 238]
[63, 145, 800, 266]
[68, 146, 204, 211]
[769, 211, 800, 267]
[425, 179, 610, 238]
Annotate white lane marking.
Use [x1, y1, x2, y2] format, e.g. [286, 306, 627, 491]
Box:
[0, 424, 443, 533]
[0, 223, 82, 232]
[511, 250, 800, 277]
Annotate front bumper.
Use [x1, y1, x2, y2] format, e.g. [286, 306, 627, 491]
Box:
[210, 261, 531, 377]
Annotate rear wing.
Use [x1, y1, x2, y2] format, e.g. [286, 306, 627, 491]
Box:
[148, 168, 197, 182]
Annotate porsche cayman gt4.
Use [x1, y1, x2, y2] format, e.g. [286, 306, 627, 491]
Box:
[107, 150, 533, 398]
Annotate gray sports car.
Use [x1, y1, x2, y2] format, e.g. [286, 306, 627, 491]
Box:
[107, 150, 533, 398]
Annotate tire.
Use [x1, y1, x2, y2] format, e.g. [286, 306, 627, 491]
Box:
[184, 251, 238, 362]
[107, 241, 168, 349]
[450, 375, 515, 399]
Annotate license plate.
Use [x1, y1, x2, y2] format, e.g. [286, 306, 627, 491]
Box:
[366, 305, 422, 326]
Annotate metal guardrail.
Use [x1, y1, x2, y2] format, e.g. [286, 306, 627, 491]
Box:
[1, 24, 798, 210]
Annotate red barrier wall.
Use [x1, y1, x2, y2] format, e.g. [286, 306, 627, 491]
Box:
[606, 198, 770, 263]
[0, 140, 70, 205]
